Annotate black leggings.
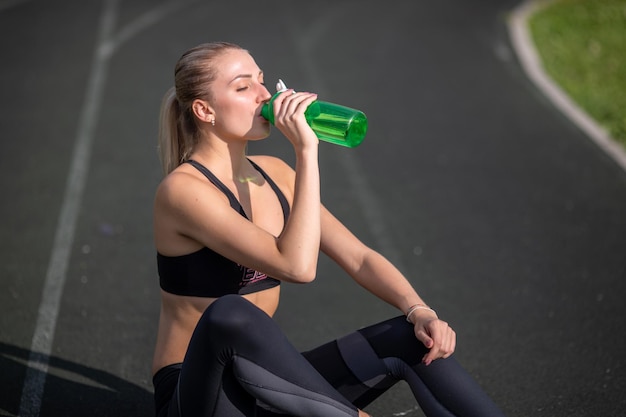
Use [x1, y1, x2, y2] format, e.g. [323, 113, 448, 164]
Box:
[153, 295, 504, 417]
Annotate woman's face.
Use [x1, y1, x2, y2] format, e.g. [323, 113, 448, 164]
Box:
[208, 49, 272, 141]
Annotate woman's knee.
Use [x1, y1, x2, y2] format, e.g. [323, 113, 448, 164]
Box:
[197, 295, 264, 337]
[358, 316, 426, 364]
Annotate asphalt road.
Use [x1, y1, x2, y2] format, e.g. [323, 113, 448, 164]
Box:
[1, 1, 625, 416]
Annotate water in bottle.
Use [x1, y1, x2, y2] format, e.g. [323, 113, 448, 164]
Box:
[261, 79, 367, 148]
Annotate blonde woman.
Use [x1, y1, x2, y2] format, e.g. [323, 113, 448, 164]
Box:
[151, 41, 504, 417]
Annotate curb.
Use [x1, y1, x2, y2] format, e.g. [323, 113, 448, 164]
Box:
[507, 0, 626, 173]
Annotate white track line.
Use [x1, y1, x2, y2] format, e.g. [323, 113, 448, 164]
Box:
[18, 0, 195, 415]
[507, 0, 626, 173]
[18, 1, 119, 416]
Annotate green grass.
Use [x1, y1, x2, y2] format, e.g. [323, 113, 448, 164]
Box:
[528, 0, 626, 147]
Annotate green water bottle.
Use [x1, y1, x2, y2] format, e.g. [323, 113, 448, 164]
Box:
[261, 79, 367, 148]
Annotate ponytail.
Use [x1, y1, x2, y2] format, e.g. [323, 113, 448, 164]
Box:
[158, 86, 201, 176]
[157, 41, 245, 176]
[157, 87, 179, 175]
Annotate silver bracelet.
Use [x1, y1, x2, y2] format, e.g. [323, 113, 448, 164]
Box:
[405, 304, 436, 323]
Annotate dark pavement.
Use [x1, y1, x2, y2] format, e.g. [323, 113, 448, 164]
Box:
[1, 1, 625, 416]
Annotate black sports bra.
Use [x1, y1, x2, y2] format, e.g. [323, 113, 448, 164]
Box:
[157, 159, 290, 297]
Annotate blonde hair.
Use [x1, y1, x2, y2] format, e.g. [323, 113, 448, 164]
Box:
[157, 42, 245, 175]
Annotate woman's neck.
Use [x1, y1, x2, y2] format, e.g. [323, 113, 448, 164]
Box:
[190, 137, 251, 182]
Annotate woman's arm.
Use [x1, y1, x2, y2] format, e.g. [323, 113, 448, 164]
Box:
[272, 91, 321, 282]
[154, 92, 321, 283]
[320, 205, 456, 365]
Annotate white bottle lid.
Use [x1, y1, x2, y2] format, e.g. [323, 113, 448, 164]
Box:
[276, 79, 288, 93]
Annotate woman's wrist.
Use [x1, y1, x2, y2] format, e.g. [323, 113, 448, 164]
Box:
[405, 303, 437, 324]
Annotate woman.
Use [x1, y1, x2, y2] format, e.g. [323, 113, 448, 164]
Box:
[152, 41, 505, 417]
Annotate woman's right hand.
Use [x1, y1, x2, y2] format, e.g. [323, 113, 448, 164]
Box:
[271, 89, 319, 150]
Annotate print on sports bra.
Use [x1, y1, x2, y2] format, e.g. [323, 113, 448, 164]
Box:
[239, 265, 269, 288]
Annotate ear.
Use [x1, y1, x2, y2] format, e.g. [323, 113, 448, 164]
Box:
[191, 99, 215, 123]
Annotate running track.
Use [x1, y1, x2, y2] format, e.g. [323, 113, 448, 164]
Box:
[1, 1, 625, 416]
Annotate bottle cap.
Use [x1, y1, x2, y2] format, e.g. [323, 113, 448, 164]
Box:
[276, 79, 288, 93]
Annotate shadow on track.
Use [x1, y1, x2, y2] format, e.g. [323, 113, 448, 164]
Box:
[0, 342, 153, 417]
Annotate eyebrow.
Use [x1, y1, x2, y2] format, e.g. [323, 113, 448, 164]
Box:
[229, 70, 263, 84]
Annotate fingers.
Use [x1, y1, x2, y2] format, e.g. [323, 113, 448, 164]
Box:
[417, 320, 456, 366]
[271, 90, 319, 147]
[273, 90, 317, 123]
[415, 328, 434, 349]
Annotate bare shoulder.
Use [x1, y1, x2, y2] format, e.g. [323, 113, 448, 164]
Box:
[155, 167, 198, 203]
[153, 164, 242, 254]
[154, 164, 225, 216]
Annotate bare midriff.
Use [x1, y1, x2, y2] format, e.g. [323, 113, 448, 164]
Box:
[151, 285, 281, 375]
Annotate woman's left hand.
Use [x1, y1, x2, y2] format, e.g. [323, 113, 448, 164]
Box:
[410, 311, 456, 366]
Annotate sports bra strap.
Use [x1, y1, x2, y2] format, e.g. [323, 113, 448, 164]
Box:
[185, 159, 290, 223]
[247, 159, 291, 224]
[186, 159, 247, 217]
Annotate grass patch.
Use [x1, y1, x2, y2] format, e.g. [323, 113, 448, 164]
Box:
[528, 0, 626, 147]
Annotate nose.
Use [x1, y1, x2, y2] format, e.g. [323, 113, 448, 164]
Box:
[259, 83, 272, 102]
